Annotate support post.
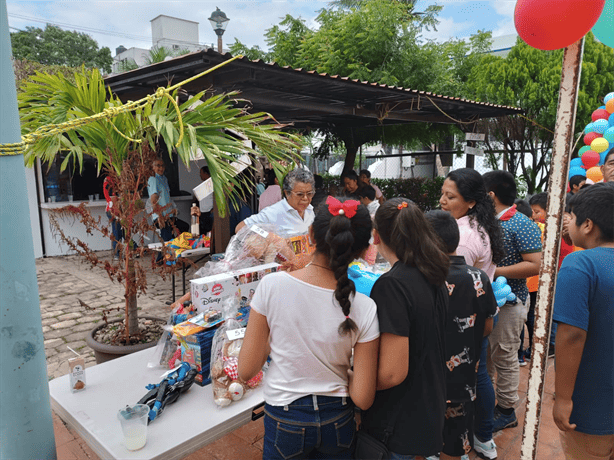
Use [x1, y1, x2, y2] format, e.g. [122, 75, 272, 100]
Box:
[0, 2, 57, 458]
[520, 37, 584, 460]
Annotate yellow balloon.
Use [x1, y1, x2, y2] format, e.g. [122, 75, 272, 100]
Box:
[586, 166, 603, 183]
[590, 137, 609, 153]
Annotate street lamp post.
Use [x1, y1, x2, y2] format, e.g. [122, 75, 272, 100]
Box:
[208, 7, 229, 53]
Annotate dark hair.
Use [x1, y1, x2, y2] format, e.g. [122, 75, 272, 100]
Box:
[265, 169, 277, 187]
[425, 210, 460, 254]
[374, 198, 449, 285]
[529, 192, 548, 211]
[446, 169, 505, 264]
[482, 170, 517, 206]
[312, 197, 373, 334]
[200, 166, 210, 176]
[341, 170, 359, 182]
[569, 175, 586, 189]
[604, 150, 614, 165]
[314, 174, 324, 189]
[359, 169, 371, 178]
[568, 182, 614, 242]
[358, 185, 376, 201]
[515, 199, 532, 218]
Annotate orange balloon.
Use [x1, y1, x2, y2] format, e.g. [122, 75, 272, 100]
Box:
[607, 99, 614, 114]
[586, 166, 603, 182]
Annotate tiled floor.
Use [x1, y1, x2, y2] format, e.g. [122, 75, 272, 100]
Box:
[53, 358, 564, 460]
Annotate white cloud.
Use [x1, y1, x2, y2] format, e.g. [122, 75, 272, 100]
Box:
[422, 16, 475, 42]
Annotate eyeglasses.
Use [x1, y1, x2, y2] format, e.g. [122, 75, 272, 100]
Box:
[290, 191, 315, 200]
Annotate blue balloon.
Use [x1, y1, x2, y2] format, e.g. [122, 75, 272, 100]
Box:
[570, 158, 583, 168]
[569, 167, 587, 178]
[593, 119, 610, 134]
[600, 151, 609, 165]
[585, 123, 595, 134]
[606, 92, 614, 104]
[610, 113, 614, 127]
[593, 0, 614, 49]
[604, 127, 614, 143]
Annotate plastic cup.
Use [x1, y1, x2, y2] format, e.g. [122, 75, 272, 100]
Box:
[68, 195, 74, 202]
[95, 193, 100, 200]
[88, 195, 94, 201]
[117, 404, 149, 451]
[50, 196, 56, 203]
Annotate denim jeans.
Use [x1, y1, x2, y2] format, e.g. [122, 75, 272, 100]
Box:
[263, 395, 355, 459]
[107, 211, 123, 254]
[474, 335, 496, 441]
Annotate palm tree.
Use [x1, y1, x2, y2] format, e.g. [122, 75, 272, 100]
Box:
[19, 66, 302, 343]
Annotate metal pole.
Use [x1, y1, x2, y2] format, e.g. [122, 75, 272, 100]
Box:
[520, 37, 584, 460]
[0, 2, 57, 458]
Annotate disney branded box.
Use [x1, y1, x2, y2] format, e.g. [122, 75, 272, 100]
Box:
[190, 262, 280, 313]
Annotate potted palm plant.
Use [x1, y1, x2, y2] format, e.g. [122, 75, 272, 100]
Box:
[19, 65, 302, 362]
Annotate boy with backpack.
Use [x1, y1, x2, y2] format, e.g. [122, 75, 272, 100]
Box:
[426, 211, 497, 460]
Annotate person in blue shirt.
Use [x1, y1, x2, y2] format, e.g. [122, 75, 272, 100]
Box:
[147, 158, 188, 242]
[552, 183, 614, 460]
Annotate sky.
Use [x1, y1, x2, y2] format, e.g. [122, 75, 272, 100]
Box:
[6, 1, 518, 55]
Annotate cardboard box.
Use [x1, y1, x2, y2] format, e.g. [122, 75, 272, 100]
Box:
[190, 262, 280, 313]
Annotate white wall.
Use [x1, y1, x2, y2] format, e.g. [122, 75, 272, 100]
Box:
[25, 165, 43, 258]
[151, 15, 200, 52]
[112, 47, 149, 73]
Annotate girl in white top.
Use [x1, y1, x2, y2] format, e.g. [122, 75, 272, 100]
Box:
[239, 196, 379, 459]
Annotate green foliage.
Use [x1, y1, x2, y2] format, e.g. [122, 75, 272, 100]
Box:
[144, 46, 175, 65]
[13, 59, 77, 91]
[117, 59, 139, 72]
[321, 174, 444, 210]
[229, 40, 272, 62]
[18, 66, 304, 215]
[465, 33, 614, 194]
[11, 25, 112, 74]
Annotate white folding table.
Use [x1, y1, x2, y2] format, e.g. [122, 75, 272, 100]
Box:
[49, 348, 264, 460]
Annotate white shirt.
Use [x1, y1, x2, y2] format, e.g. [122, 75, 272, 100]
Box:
[367, 200, 380, 218]
[250, 271, 380, 405]
[199, 188, 214, 213]
[243, 198, 315, 236]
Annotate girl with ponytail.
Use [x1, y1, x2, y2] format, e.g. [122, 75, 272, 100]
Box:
[360, 198, 450, 458]
[239, 197, 379, 459]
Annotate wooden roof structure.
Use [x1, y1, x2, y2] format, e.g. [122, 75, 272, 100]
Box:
[105, 49, 521, 130]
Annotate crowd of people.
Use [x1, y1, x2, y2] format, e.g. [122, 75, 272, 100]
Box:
[110, 153, 613, 459]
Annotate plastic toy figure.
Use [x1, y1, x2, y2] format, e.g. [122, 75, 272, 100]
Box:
[137, 362, 198, 423]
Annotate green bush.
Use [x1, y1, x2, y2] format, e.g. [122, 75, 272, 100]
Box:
[321, 174, 444, 211]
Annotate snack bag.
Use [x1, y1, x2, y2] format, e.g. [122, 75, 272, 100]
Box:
[210, 298, 264, 407]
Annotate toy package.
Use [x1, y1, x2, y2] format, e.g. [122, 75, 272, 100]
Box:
[190, 262, 280, 313]
[210, 299, 264, 407]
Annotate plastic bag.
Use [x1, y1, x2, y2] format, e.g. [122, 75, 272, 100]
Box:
[147, 314, 178, 369]
[194, 224, 298, 278]
[210, 297, 263, 407]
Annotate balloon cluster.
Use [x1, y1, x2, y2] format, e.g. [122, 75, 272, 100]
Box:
[515, 0, 613, 51]
[492, 276, 517, 308]
[569, 92, 614, 183]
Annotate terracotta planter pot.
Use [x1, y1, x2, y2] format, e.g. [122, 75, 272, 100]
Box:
[86, 316, 163, 364]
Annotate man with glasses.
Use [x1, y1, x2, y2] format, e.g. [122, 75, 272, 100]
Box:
[148, 158, 189, 242]
[236, 169, 316, 236]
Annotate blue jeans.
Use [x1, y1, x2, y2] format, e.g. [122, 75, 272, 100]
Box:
[474, 315, 498, 442]
[107, 211, 123, 254]
[263, 395, 355, 459]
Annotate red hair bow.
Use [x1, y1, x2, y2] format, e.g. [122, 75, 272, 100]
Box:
[326, 196, 360, 219]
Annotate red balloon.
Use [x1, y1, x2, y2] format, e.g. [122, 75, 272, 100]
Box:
[592, 109, 610, 121]
[515, 0, 606, 50]
[581, 150, 600, 168]
[584, 132, 602, 145]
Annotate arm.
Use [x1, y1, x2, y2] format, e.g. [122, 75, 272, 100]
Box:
[349, 338, 379, 410]
[170, 292, 191, 311]
[235, 220, 246, 234]
[494, 251, 541, 279]
[376, 333, 408, 391]
[483, 317, 494, 337]
[238, 309, 271, 381]
[553, 323, 587, 431]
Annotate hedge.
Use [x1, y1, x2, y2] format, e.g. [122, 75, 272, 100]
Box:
[321, 175, 444, 211]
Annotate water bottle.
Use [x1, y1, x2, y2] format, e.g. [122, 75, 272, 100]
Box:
[190, 203, 199, 236]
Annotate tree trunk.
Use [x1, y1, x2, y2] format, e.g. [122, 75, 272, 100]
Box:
[343, 144, 359, 173]
[125, 257, 138, 342]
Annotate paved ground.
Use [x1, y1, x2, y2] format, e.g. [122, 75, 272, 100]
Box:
[39, 251, 564, 460]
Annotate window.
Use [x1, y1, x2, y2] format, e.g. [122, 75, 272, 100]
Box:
[41, 154, 105, 202]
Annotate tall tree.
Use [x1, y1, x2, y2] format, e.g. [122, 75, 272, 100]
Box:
[232, 0, 462, 171]
[11, 25, 113, 74]
[466, 33, 614, 193]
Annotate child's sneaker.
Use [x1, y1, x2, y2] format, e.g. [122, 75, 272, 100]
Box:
[473, 435, 498, 459]
[519, 355, 527, 366]
[461, 456, 470, 460]
[493, 407, 518, 432]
